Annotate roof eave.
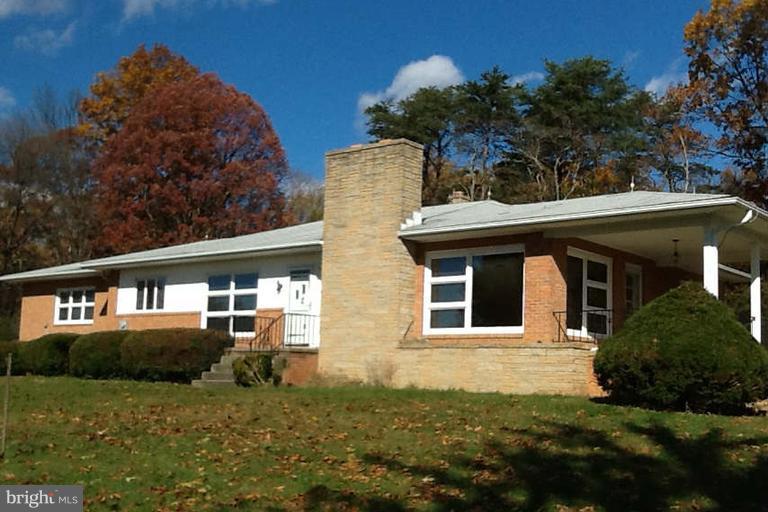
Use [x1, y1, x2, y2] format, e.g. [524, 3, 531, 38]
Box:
[0, 269, 100, 283]
[399, 197, 755, 241]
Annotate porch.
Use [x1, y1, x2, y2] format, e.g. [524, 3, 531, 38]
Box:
[545, 203, 767, 344]
[234, 312, 321, 351]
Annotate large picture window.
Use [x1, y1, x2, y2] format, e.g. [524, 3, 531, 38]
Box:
[55, 288, 95, 325]
[205, 273, 258, 337]
[424, 246, 524, 334]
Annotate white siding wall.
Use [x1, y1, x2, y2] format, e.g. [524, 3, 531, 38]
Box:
[116, 252, 322, 322]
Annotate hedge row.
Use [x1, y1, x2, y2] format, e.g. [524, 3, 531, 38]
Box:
[4, 329, 232, 383]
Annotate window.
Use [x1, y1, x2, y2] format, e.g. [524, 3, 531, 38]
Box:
[625, 264, 643, 318]
[566, 249, 612, 337]
[55, 288, 95, 324]
[424, 246, 524, 334]
[205, 273, 258, 336]
[136, 278, 165, 310]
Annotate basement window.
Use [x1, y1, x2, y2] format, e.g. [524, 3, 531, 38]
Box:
[136, 278, 166, 311]
[55, 287, 96, 325]
[423, 245, 524, 335]
[205, 273, 258, 337]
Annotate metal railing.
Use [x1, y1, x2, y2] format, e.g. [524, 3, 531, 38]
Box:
[247, 312, 320, 351]
[553, 309, 613, 343]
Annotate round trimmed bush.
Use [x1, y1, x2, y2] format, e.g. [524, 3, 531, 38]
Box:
[17, 333, 81, 376]
[69, 330, 130, 379]
[594, 282, 768, 414]
[121, 328, 232, 382]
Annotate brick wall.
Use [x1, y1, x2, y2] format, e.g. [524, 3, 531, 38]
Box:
[20, 274, 119, 340]
[280, 350, 318, 386]
[19, 275, 199, 340]
[115, 312, 200, 331]
[319, 139, 423, 381]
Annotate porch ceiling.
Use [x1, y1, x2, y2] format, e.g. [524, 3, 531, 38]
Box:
[541, 203, 768, 278]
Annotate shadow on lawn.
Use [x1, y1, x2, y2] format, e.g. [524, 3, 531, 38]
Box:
[297, 420, 768, 512]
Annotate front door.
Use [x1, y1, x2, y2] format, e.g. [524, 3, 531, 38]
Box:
[286, 270, 311, 345]
[288, 270, 310, 312]
[566, 250, 612, 338]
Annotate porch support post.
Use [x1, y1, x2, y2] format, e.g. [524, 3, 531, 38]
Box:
[703, 226, 719, 298]
[751, 244, 762, 343]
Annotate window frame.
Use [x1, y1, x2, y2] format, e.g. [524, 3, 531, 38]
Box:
[566, 247, 613, 339]
[54, 287, 96, 326]
[203, 273, 259, 337]
[423, 244, 525, 336]
[135, 277, 166, 311]
[625, 263, 643, 318]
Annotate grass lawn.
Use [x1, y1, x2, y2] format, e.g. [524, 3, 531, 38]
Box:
[1, 377, 767, 511]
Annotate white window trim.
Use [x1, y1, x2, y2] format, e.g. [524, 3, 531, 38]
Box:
[203, 273, 259, 337]
[566, 247, 613, 339]
[54, 287, 96, 326]
[423, 244, 525, 336]
[135, 277, 166, 312]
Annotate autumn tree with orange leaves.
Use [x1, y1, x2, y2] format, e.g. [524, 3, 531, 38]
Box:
[684, 0, 768, 205]
[79, 44, 199, 146]
[94, 73, 290, 255]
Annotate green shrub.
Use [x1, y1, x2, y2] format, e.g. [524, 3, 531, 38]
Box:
[722, 281, 768, 337]
[69, 331, 130, 379]
[121, 328, 232, 383]
[232, 354, 281, 387]
[17, 333, 80, 376]
[594, 282, 768, 414]
[0, 317, 18, 342]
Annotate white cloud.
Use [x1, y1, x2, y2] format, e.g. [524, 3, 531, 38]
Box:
[0, 0, 68, 18]
[509, 71, 544, 85]
[357, 55, 464, 113]
[644, 59, 688, 97]
[0, 87, 16, 112]
[14, 21, 76, 56]
[122, 0, 275, 21]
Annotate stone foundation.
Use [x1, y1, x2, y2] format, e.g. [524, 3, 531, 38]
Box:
[341, 342, 603, 396]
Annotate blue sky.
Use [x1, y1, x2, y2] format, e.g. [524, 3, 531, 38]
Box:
[0, 0, 709, 179]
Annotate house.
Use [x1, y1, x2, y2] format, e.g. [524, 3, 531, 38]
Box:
[2, 139, 767, 394]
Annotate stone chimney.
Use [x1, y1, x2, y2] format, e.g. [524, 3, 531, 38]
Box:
[318, 139, 423, 382]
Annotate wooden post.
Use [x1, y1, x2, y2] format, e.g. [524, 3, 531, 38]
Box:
[1, 352, 10, 459]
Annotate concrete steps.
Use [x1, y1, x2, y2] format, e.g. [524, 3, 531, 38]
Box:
[191, 348, 270, 388]
[191, 350, 242, 388]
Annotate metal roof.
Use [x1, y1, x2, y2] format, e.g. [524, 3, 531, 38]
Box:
[0, 262, 100, 282]
[86, 220, 324, 268]
[400, 191, 756, 238]
[2, 191, 762, 282]
[0, 221, 323, 282]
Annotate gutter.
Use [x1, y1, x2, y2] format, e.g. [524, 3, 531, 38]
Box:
[0, 269, 99, 283]
[399, 196, 767, 240]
